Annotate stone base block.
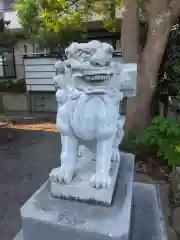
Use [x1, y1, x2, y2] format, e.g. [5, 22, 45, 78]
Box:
[19, 152, 134, 240]
[14, 183, 167, 240]
[131, 183, 167, 240]
[50, 152, 128, 206]
[172, 166, 180, 206]
[13, 230, 23, 240]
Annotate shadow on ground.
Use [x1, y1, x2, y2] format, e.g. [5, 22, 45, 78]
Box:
[0, 126, 60, 240]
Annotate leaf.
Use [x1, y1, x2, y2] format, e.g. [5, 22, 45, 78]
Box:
[175, 145, 180, 153]
[13, 0, 124, 51]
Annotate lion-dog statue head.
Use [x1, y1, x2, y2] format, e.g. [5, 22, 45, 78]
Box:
[63, 40, 115, 94]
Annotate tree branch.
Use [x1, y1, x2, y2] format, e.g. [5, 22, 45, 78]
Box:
[68, 0, 79, 8]
[64, 0, 80, 13]
[148, 0, 169, 19]
[169, 0, 180, 19]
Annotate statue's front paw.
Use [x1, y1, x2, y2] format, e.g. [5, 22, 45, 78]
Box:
[111, 148, 121, 163]
[90, 174, 112, 189]
[56, 90, 68, 104]
[49, 166, 74, 184]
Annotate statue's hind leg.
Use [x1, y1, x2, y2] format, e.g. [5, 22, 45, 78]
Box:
[111, 116, 125, 163]
[50, 135, 78, 184]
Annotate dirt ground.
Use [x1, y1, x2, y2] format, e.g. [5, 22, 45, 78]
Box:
[0, 121, 60, 240]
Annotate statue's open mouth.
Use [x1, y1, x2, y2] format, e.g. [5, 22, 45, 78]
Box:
[77, 73, 113, 87]
[84, 74, 112, 82]
[71, 68, 114, 93]
[72, 72, 113, 95]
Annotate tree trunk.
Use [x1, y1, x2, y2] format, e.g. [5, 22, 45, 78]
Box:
[121, 0, 139, 62]
[122, 0, 177, 130]
[135, 12, 173, 127]
[121, 0, 139, 131]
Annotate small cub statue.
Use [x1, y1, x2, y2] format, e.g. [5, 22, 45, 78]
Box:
[50, 40, 136, 189]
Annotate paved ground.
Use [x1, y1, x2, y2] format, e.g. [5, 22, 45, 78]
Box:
[0, 123, 60, 240]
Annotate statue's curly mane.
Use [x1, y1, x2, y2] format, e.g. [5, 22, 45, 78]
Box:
[65, 40, 104, 57]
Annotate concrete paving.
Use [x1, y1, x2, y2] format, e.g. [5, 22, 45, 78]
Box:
[0, 126, 60, 240]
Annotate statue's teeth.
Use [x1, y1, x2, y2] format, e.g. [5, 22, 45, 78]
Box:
[85, 74, 111, 81]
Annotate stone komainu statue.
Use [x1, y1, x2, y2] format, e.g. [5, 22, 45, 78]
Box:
[50, 40, 134, 189]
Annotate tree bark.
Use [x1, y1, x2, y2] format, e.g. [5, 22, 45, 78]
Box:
[121, 0, 139, 62]
[135, 12, 173, 127]
[121, 0, 139, 131]
[122, 0, 180, 130]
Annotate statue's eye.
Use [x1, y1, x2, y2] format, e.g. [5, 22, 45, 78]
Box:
[77, 50, 89, 57]
[66, 63, 71, 68]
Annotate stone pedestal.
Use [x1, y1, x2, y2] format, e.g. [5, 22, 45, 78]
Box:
[14, 152, 167, 240]
[14, 183, 167, 240]
[172, 166, 180, 206]
[50, 154, 122, 205]
[17, 153, 134, 240]
[131, 183, 167, 240]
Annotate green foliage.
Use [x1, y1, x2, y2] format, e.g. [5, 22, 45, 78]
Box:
[13, 0, 40, 37]
[135, 117, 180, 165]
[158, 18, 180, 99]
[121, 116, 180, 165]
[13, 0, 121, 50]
[13, 0, 149, 51]
[0, 19, 18, 48]
[120, 133, 141, 154]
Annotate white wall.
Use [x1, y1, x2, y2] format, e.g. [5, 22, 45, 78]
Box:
[0, 0, 4, 18]
[14, 40, 48, 79]
[24, 57, 56, 92]
[4, 10, 21, 29]
[3, 93, 28, 111]
[14, 40, 34, 79]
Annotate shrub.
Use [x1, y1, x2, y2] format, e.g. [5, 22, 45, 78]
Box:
[158, 18, 180, 100]
[0, 78, 26, 93]
[135, 117, 180, 165]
